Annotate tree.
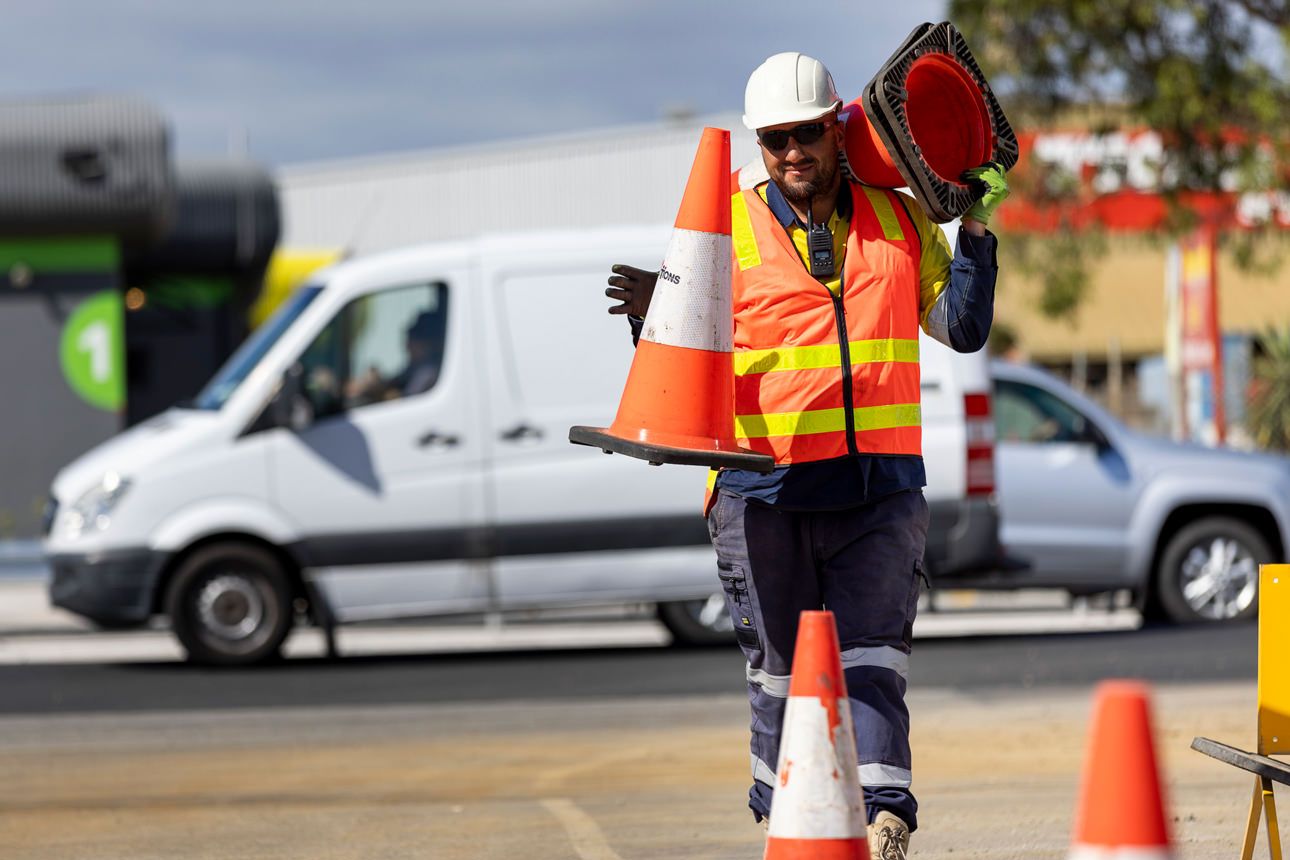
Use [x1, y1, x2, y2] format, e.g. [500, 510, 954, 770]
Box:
[950, 0, 1290, 319]
[1248, 328, 1290, 450]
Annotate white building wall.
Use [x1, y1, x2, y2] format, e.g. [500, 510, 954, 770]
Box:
[276, 112, 756, 256]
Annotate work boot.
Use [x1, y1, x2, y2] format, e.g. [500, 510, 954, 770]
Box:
[868, 810, 910, 860]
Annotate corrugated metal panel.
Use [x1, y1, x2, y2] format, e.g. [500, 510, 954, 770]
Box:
[277, 113, 758, 255]
[0, 96, 173, 242]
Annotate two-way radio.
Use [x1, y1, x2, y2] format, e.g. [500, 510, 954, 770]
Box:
[806, 195, 835, 279]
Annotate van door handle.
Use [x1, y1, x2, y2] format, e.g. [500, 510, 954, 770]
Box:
[417, 430, 460, 449]
[500, 423, 544, 443]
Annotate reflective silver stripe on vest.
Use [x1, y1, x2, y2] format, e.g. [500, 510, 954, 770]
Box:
[752, 754, 777, 786]
[840, 645, 909, 679]
[859, 763, 913, 788]
[746, 664, 791, 698]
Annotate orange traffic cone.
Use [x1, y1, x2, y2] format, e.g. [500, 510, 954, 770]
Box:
[1070, 681, 1173, 859]
[840, 20, 1018, 223]
[764, 611, 869, 860]
[569, 127, 774, 472]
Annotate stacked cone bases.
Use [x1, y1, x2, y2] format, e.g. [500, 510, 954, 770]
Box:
[1070, 681, 1173, 859]
[840, 20, 1019, 223]
[764, 611, 870, 860]
[569, 127, 774, 473]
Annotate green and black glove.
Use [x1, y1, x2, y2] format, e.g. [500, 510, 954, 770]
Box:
[962, 162, 1010, 225]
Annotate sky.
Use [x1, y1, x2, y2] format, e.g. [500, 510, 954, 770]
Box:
[1, 1, 948, 167]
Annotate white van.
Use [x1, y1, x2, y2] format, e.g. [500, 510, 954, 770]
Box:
[44, 225, 1001, 664]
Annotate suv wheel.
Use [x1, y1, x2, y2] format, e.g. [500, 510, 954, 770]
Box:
[166, 543, 294, 665]
[1155, 517, 1269, 624]
[657, 595, 736, 646]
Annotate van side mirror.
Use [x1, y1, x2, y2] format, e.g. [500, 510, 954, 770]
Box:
[271, 363, 314, 431]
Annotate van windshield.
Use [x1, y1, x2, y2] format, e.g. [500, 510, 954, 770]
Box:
[189, 285, 323, 411]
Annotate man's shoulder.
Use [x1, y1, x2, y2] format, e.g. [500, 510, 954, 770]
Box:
[733, 157, 770, 191]
[850, 182, 914, 206]
[854, 185, 934, 232]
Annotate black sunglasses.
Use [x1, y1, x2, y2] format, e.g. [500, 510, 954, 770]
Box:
[757, 121, 832, 152]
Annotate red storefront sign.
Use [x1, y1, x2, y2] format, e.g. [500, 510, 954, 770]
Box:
[994, 130, 1289, 234]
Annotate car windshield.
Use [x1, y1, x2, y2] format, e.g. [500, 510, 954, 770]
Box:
[189, 285, 323, 411]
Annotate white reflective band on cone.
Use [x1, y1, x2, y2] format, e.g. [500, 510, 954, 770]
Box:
[747, 664, 791, 697]
[1068, 846, 1172, 859]
[640, 228, 733, 352]
[766, 696, 867, 839]
[859, 762, 913, 788]
[840, 645, 909, 678]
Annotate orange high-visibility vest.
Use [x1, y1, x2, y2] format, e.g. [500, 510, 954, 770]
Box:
[727, 179, 924, 466]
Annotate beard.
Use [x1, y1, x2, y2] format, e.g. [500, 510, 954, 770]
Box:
[775, 152, 839, 207]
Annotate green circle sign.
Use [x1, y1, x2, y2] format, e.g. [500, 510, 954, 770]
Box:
[60, 291, 124, 411]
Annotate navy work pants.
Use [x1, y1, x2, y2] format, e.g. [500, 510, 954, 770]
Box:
[706, 488, 929, 830]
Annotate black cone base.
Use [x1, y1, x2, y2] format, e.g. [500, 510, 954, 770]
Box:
[1191, 737, 1290, 783]
[569, 425, 776, 473]
[863, 20, 1019, 223]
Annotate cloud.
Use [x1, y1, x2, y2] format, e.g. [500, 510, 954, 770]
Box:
[0, 1, 948, 164]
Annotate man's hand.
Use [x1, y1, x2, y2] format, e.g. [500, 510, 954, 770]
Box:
[344, 367, 384, 400]
[961, 162, 1009, 227]
[605, 264, 658, 317]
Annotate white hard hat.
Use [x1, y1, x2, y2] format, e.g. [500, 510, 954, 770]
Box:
[742, 52, 842, 131]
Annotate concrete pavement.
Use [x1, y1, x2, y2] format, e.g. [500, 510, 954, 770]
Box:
[0, 683, 1259, 859]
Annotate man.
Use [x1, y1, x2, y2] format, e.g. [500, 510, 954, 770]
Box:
[347, 310, 443, 404]
[606, 52, 1008, 859]
[388, 310, 443, 397]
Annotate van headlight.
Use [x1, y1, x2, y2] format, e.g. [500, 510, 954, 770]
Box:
[65, 472, 131, 538]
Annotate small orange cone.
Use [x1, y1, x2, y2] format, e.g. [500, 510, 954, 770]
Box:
[569, 127, 773, 472]
[1070, 681, 1173, 859]
[764, 611, 869, 860]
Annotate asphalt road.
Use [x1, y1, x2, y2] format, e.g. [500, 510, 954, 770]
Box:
[4, 621, 1255, 715]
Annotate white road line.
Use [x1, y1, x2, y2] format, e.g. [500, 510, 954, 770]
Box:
[535, 748, 650, 792]
[0, 610, 1140, 665]
[0, 623, 671, 665]
[539, 798, 626, 860]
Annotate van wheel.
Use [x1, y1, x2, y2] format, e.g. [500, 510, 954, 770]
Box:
[166, 543, 294, 665]
[1155, 517, 1268, 624]
[657, 595, 736, 646]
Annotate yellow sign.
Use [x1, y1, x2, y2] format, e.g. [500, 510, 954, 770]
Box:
[249, 248, 343, 328]
[1260, 564, 1290, 755]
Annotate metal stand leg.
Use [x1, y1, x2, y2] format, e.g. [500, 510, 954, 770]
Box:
[1243, 778, 1262, 860]
[1265, 777, 1283, 860]
[301, 574, 339, 660]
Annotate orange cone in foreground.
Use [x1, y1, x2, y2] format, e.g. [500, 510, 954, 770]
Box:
[1070, 681, 1173, 859]
[764, 611, 869, 860]
[569, 127, 773, 472]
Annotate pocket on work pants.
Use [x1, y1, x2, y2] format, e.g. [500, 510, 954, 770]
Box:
[718, 561, 762, 652]
[903, 558, 927, 648]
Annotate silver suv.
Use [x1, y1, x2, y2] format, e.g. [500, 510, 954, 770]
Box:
[990, 361, 1288, 622]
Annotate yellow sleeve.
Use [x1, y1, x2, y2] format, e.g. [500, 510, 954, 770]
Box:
[896, 191, 953, 331]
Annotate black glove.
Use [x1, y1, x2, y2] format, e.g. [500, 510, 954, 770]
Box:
[605, 264, 657, 318]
